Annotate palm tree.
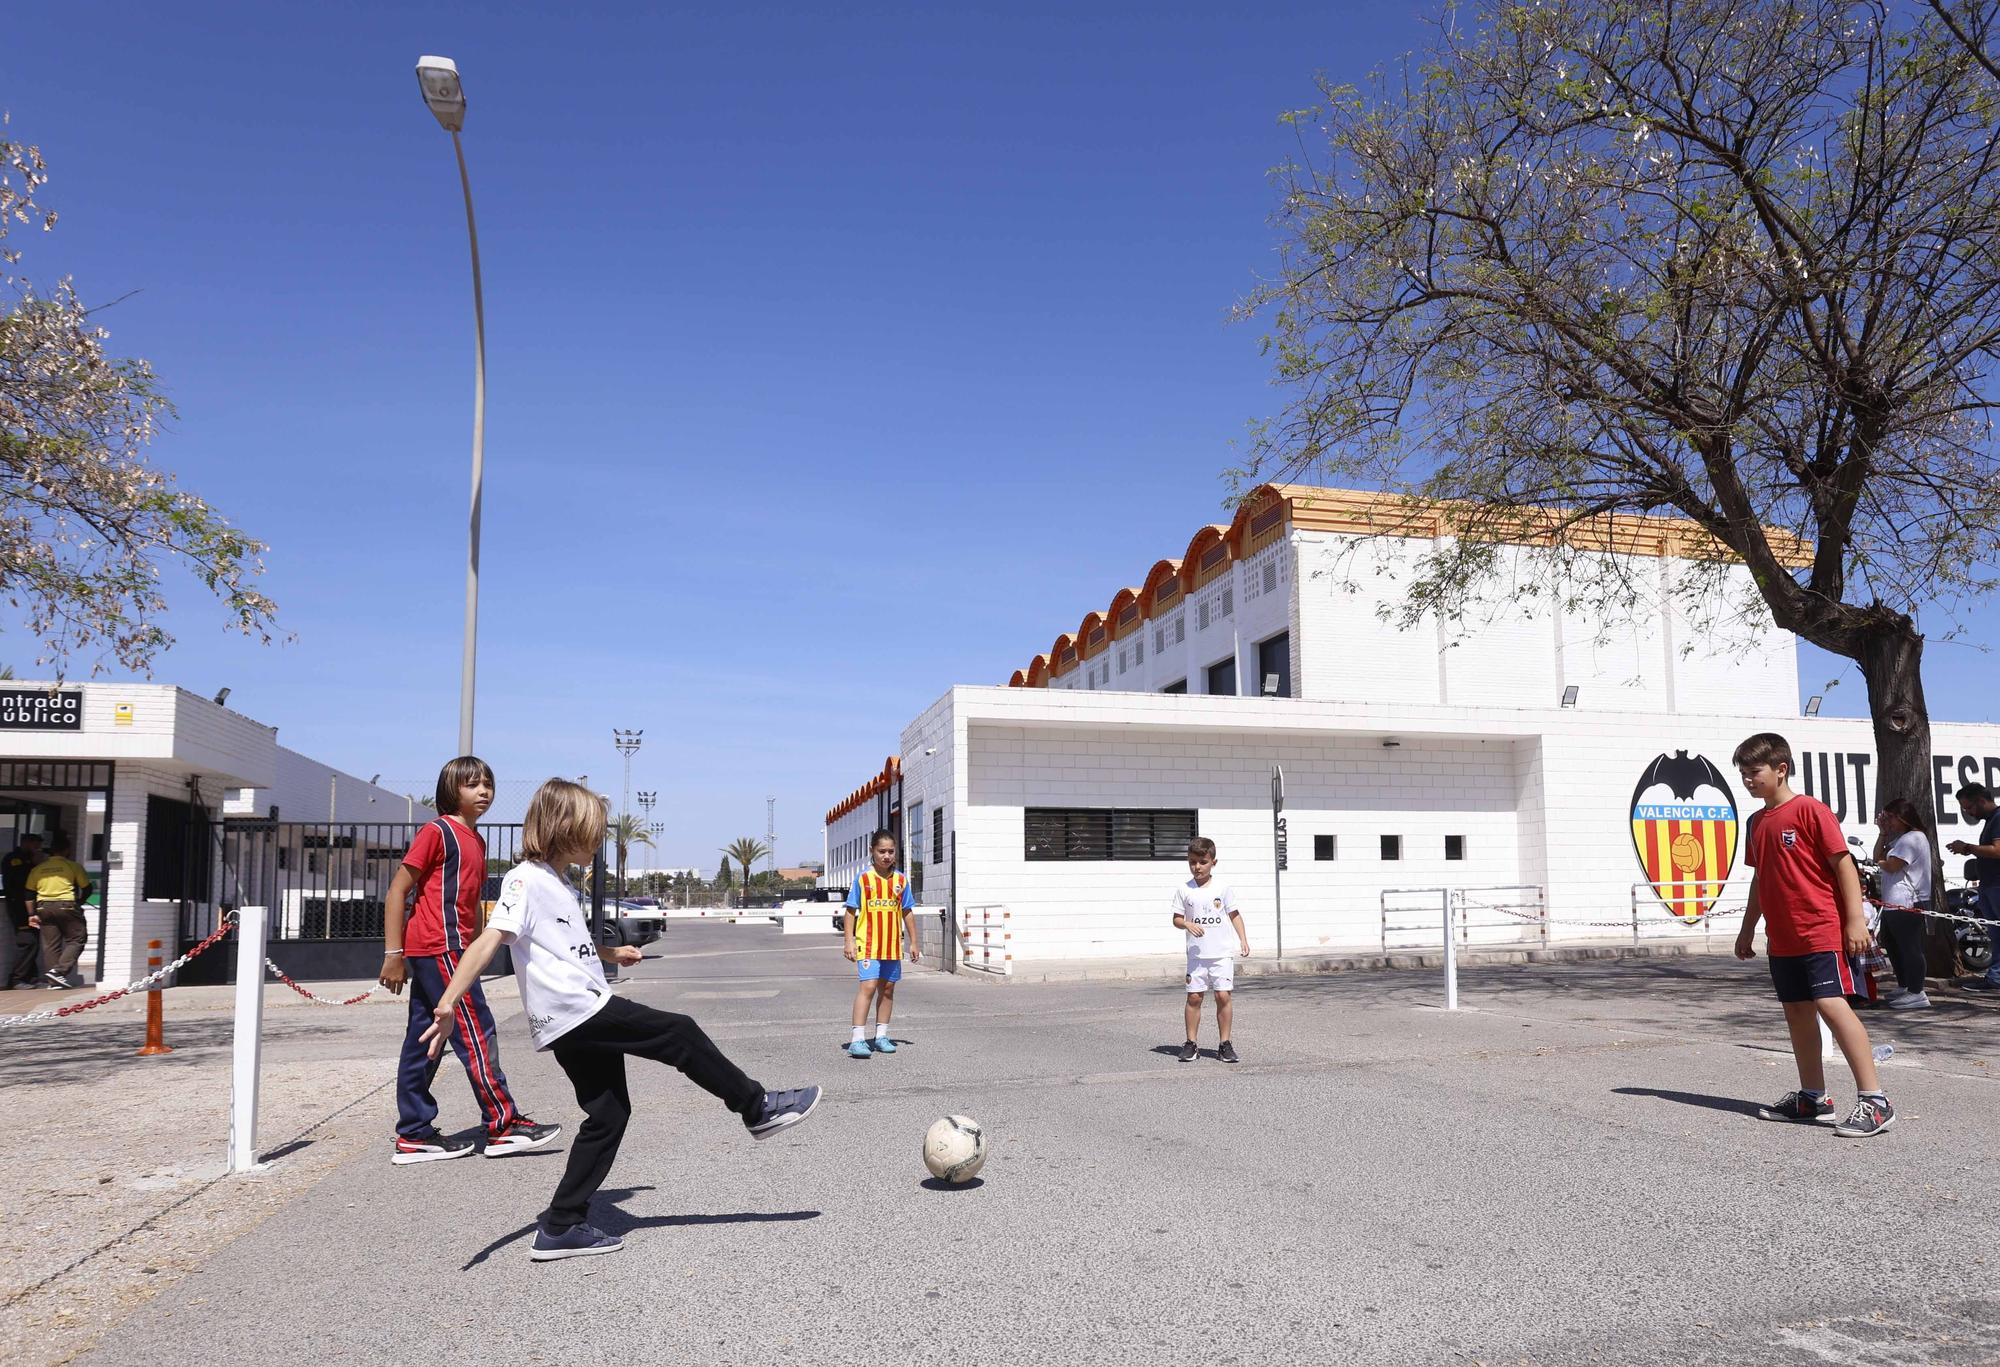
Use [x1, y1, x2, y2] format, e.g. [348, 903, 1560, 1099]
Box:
[611, 814, 655, 898]
[722, 837, 769, 909]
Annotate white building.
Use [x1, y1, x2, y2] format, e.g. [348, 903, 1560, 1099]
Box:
[1, 682, 410, 986]
[827, 484, 2000, 963]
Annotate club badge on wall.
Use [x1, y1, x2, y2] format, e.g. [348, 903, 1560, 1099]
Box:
[1630, 751, 1738, 922]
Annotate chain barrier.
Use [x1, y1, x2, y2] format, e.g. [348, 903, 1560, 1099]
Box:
[0, 913, 240, 1029]
[263, 960, 379, 1006]
[1480, 900, 1745, 931]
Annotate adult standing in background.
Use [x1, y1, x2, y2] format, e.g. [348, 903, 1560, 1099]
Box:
[2, 830, 43, 989]
[1873, 800, 1932, 1009]
[25, 831, 91, 989]
[1947, 783, 2000, 993]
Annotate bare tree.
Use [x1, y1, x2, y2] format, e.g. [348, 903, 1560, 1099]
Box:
[2, 121, 278, 675]
[1243, 0, 2000, 831]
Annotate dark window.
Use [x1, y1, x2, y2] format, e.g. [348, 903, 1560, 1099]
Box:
[1025, 808, 1198, 862]
[1445, 835, 1466, 861]
[1314, 834, 1336, 861]
[143, 795, 213, 902]
[931, 808, 944, 865]
[1380, 834, 1402, 861]
[1162, 679, 1188, 695]
[1206, 657, 1237, 696]
[1257, 632, 1292, 698]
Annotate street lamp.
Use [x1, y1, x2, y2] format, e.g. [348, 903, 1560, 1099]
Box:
[637, 791, 656, 893]
[415, 54, 487, 756]
[613, 729, 642, 894]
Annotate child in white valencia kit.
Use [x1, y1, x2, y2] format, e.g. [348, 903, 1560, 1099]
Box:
[422, 779, 823, 1261]
[1171, 836, 1250, 1064]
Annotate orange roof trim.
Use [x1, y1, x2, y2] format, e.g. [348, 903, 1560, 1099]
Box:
[1001, 482, 1811, 684]
[824, 756, 902, 826]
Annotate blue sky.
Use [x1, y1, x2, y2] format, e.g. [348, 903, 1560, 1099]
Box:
[6, 1, 1994, 866]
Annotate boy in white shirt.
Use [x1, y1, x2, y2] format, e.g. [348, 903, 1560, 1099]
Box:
[1169, 836, 1250, 1064]
[422, 779, 821, 1262]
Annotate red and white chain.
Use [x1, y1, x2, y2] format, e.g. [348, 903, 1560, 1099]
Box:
[263, 959, 379, 1006]
[0, 913, 239, 1029]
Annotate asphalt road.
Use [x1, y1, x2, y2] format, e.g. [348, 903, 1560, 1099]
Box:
[78, 923, 2000, 1366]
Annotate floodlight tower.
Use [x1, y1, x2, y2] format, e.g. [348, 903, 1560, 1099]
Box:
[766, 796, 777, 875]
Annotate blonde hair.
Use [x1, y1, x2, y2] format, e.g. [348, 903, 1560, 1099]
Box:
[522, 779, 606, 866]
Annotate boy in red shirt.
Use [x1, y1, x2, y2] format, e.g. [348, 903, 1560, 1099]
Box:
[1732, 732, 1894, 1137]
[380, 756, 559, 1163]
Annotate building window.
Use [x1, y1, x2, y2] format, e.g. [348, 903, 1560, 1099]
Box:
[1134, 637, 1143, 664]
[932, 808, 944, 865]
[1263, 560, 1279, 595]
[1220, 584, 1233, 618]
[1314, 834, 1336, 861]
[1162, 679, 1187, 694]
[1445, 835, 1466, 861]
[1117, 647, 1128, 675]
[1257, 631, 1292, 698]
[1380, 834, 1402, 861]
[909, 803, 925, 866]
[1024, 808, 1199, 862]
[1206, 657, 1237, 696]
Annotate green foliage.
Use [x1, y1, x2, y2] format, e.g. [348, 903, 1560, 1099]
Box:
[1, 119, 279, 675]
[1241, 0, 2000, 675]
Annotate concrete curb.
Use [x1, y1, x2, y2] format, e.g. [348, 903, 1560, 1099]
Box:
[943, 939, 1728, 985]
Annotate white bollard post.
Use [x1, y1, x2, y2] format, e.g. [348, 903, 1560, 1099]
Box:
[229, 906, 269, 1173]
[1442, 891, 1459, 1011]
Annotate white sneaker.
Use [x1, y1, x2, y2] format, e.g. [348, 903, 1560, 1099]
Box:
[1887, 990, 1931, 1010]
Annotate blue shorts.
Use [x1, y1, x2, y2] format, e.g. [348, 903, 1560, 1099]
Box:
[1768, 951, 1856, 1003]
[857, 958, 903, 983]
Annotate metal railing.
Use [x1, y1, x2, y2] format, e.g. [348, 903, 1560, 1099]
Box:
[960, 904, 1013, 976]
[1379, 885, 1549, 953]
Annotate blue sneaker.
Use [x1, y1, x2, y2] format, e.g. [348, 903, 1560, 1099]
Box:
[530, 1221, 623, 1262]
[746, 1085, 822, 1139]
[846, 1039, 872, 1058]
[870, 1035, 897, 1054]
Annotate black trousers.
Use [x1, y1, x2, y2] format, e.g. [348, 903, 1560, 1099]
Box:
[543, 995, 764, 1230]
[1877, 905, 1929, 994]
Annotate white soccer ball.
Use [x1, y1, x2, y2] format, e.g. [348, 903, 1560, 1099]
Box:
[922, 1114, 987, 1184]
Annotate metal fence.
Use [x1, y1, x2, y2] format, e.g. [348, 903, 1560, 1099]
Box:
[190, 819, 527, 944]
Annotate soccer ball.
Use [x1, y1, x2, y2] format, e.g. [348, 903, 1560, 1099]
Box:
[922, 1115, 987, 1184]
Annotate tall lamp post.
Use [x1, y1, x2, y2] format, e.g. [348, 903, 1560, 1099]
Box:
[613, 730, 642, 896]
[637, 790, 656, 895]
[415, 55, 487, 756]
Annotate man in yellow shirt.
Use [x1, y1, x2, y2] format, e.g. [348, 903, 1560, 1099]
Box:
[26, 832, 91, 989]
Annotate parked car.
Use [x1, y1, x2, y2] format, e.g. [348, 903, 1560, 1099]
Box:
[775, 884, 847, 931]
[594, 900, 664, 949]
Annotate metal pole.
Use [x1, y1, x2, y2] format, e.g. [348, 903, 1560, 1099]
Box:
[452, 129, 486, 758]
[1272, 817, 1285, 962]
[1442, 890, 1458, 1011]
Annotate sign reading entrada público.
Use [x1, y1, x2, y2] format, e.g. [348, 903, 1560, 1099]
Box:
[0, 688, 84, 731]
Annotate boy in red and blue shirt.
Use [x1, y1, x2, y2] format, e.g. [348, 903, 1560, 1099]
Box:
[380, 756, 559, 1163]
[1732, 732, 1894, 1138]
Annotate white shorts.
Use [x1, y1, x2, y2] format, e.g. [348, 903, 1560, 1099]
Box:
[1185, 957, 1235, 993]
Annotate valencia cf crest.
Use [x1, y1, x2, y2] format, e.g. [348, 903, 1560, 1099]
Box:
[1630, 751, 1738, 923]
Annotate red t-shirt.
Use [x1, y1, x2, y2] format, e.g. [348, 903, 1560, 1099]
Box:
[1744, 793, 1849, 955]
[400, 815, 487, 957]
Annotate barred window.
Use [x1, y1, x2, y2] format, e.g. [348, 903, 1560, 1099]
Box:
[1024, 808, 1199, 861]
[932, 808, 944, 865]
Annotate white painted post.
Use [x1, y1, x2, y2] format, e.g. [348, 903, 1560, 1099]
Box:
[1442, 890, 1459, 1011]
[229, 906, 269, 1173]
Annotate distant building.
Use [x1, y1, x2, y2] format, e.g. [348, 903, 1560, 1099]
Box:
[826, 484, 2000, 963]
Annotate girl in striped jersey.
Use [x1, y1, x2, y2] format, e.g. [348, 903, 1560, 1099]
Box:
[843, 830, 917, 1058]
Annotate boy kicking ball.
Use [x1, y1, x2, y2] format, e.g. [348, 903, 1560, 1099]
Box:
[1733, 732, 1895, 1138]
[843, 830, 917, 1058]
[422, 779, 821, 1261]
[1171, 837, 1249, 1064]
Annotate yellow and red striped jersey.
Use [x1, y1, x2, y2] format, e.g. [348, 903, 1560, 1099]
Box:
[846, 870, 912, 960]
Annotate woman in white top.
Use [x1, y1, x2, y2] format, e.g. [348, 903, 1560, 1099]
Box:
[1873, 798, 1934, 1009]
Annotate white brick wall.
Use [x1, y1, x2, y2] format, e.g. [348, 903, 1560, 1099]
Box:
[881, 687, 2000, 964]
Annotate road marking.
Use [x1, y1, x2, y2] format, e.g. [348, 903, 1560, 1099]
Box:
[679, 990, 781, 1000]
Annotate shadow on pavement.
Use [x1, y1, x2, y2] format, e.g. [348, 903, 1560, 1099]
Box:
[919, 1176, 984, 1192]
[459, 1187, 820, 1270]
[1610, 1086, 1764, 1118]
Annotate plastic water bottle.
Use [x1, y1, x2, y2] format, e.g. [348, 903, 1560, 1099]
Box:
[1872, 1042, 1894, 1063]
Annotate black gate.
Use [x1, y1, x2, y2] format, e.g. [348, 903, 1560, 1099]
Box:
[179, 818, 526, 984]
